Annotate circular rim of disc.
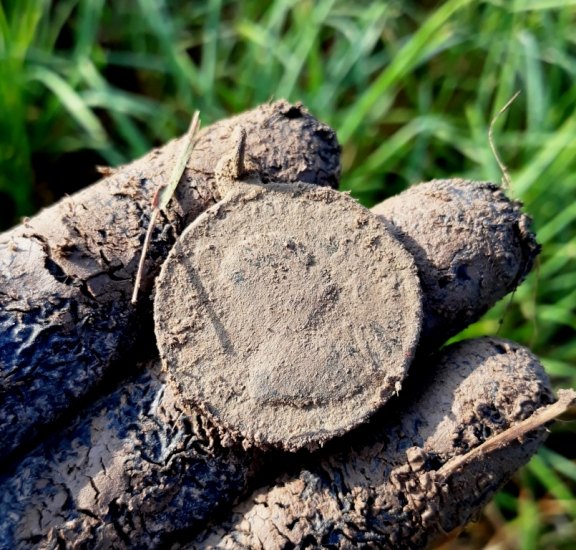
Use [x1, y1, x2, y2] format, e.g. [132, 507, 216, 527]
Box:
[154, 183, 422, 450]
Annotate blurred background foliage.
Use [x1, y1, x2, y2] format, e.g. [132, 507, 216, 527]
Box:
[0, 0, 575, 547]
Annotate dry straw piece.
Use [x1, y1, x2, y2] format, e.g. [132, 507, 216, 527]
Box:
[154, 182, 423, 450]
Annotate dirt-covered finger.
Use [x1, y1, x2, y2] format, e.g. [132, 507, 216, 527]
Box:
[0, 359, 265, 549]
[371, 179, 539, 350]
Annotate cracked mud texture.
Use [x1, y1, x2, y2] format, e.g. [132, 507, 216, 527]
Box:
[191, 337, 554, 550]
[0, 100, 341, 460]
[372, 179, 540, 351]
[154, 182, 422, 451]
[0, 101, 550, 548]
[0, 359, 263, 549]
[0, 339, 554, 549]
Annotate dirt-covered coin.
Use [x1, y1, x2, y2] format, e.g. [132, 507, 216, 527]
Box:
[154, 183, 422, 450]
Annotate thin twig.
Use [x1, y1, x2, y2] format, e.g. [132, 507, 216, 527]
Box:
[158, 112, 201, 211]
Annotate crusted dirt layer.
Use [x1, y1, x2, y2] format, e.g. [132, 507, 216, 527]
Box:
[0, 100, 341, 460]
[372, 179, 540, 350]
[191, 337, 554, 549]
[154, 182, 422, 451]
[0, 359, 261, 549]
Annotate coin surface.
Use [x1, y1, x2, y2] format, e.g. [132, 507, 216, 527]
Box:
[154, 183, 423, 450]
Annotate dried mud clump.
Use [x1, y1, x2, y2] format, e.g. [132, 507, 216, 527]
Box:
[372, 179, 540, 349]
[155, 182, 422, 451]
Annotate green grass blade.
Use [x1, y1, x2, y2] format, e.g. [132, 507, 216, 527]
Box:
[513, 0, 576, 10]
[25, 65, 107, 145]
[529, 453, 576, 518]
[337, 0, 471, 143]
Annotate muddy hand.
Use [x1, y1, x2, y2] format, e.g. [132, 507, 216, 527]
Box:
[0, 104, 571, 549]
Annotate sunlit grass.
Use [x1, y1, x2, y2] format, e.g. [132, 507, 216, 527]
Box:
[1, 0, 575, 547]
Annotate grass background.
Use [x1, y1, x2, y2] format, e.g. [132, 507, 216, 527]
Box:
[1, 0, 575, 547]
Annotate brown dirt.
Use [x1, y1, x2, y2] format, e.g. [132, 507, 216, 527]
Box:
[372, 179, 540, 350]
[155, 182, 422, 451]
